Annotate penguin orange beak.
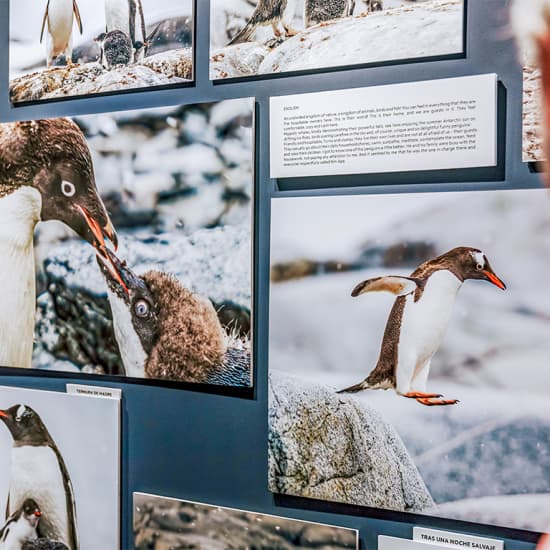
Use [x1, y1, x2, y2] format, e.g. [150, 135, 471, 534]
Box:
[76, 205, 118, 253]
[34, 510, 42, 517]
[0, 410, 8, 418]
[483, 269, 506, 290]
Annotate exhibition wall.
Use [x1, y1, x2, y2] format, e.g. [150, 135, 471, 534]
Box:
[0, 0, 545, 548]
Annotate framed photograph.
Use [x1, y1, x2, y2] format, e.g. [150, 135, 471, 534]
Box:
[0, 98, 254, 394]
[0, 385, 120, 549]
[210, 0, 466, 81]
[9, 0, 194, 105]
[268, 188, 550, 535]
[133, 492, 359, 549]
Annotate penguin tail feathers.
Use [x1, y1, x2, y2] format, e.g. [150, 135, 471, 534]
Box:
[337, 380, 370, 394]
[228, 22, 256, 45]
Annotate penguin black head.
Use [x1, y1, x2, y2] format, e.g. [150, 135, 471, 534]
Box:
[20, 499, 42, 529]
[438, 247, 506, 290]
[0, 119, 118, 255]
[0, 404, 52, 446]
[97, 248, 227, 382]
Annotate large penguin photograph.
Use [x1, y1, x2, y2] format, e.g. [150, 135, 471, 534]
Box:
[268, 188, 550, 533]
[9, 0, 194, 104]
[0, 385, 120, 550]
[0, 98, 254, 391]
[133, 493, 359, 549]
[210, 0, 465, 80]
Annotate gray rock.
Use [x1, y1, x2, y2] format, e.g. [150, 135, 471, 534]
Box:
[268, 372, 434, 511]
[210, 43, 270, 79]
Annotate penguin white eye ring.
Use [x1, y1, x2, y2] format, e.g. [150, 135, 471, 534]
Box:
[134, 299, 150, 318]
[61, 180, 76, 197]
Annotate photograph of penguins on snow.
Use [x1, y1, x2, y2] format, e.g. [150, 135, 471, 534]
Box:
[0, 98, 254, 389]
[133, 493, 358, 549]
[210, 0, 464, 80]
[9, 0, 193, 104]
[0, 385, 120, 550]
[268, 189, 550, 533]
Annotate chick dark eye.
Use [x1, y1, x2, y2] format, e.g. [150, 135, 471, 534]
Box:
[134, 300, 150, 318]
[61, 180, 76, 197]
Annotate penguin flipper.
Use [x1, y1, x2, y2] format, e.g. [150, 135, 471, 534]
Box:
[40, 0, 50, 44]
[228, 20, 257, 45]
[72, 0, 83, 34]
[351, 276, 418, 298]
[4, 492, 9, 521]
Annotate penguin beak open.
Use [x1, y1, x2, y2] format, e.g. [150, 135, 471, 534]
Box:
[96, 248, 130, 297]
[76, 204, 119, 255]
[483, 268, 506, 290]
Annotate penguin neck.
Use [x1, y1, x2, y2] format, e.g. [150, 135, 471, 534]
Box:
[0, 187, 42, 369]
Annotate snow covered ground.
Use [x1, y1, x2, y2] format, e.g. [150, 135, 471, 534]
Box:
[523, 64, 543, 162]
[269, 189, 550, 531]
[210, 0, 464, 78]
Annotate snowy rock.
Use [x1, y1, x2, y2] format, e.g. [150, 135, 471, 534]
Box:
[268, 372, 434, 512]
[210, 44, 270, 79]
[33, 225, 252, 373]
[258, 0, 463, 75]
[10, 48, 192, 103]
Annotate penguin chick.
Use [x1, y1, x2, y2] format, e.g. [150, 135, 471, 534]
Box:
[305, 0, 355, 28]
[97, 249, 229, 383]
[0, 498, 41, 550]
[228, 0, 299, 45]
[0, 405, 78, 550]
[40, 0, 83, 67]
[23, 540, 69, 550]
[338, 247, 506, 406]
[0, 118, 118, 370]
[95, 30, 134, 69]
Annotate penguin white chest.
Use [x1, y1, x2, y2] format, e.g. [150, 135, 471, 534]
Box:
[1, 517, 37, 550]
[47, 0, 75, 54]
[106, 0, 131, 36]
[10, 446, 70, 545]
[398, 270, 462, 366]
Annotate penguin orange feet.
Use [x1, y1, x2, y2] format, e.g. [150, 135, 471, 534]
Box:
[284, 25, 299, 37]
[416, 397, 460, 407]
[404, 391, 443, 399]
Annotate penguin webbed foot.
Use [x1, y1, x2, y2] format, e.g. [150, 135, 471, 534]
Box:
[404, 391, 443, 399]
[415, 397, 460, 407]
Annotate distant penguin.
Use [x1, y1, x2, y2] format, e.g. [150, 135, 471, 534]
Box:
[0, 498, 41, 550]
[40, 0, 83, 67]
[304, 0, 355, 27]
[228, 0, 299, 45]
[97, 248, 251, 385]
[105, 0, 147, 61]
[95, 30, 134, 68]
[0, 405, 78, 550]
[0, 119, 117, 369]
[338, 247, 506, 406]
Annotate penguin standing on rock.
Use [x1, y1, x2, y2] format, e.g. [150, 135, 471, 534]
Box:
[95, 30, 135, 69]
[40, 0, 83, 67]
[338, 247, 506, 406]
[0, 405, 78, 550]
[97, 248, 251, 385]
[0, 118, 118, 370]
[0, 498, 41, 550]
[304, 0, 356, 28]
[228, 0, 299, 45]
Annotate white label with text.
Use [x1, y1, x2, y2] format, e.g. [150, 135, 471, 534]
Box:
[413, 528, 503, 550]
[66, 384, 122, 400]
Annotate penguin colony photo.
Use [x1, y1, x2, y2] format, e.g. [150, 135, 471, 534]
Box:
[9, 0, 194, 103]
[211, 0, 463, 79]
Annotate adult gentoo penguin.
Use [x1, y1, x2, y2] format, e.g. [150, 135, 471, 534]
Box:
[0, 405, 78, 550]
[338, 247, 506, 406]
[0, 118, 117, 370]
[0, 498, 41, 550]
[228, 0, 299, 45]
[97, 249, 251, 385]
[40, 0, 83, 67]
[105, 0, 147, 60]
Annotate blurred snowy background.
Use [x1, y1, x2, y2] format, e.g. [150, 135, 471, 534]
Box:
[10, 0, 193, 76]
[210, 0, 464, 79]
[269, 189, 550, 531]
[33, 98, 254, 377]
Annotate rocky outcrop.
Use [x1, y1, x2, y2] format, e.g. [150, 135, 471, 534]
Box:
[268, 372, 434, 512]
[34, 226, 251, 375]
[10, 48, 192, 103]
[210, 43, 270, 79]
[134, 493, 357, 549]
